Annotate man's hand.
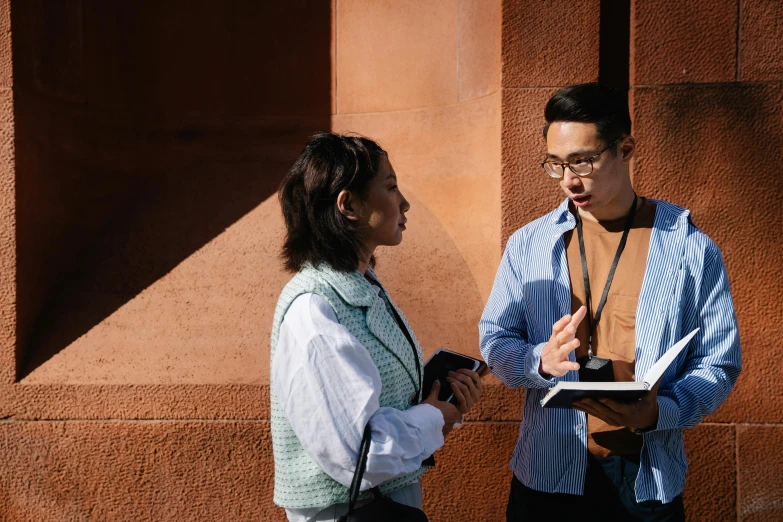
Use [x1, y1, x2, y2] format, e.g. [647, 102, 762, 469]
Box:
[539, 306, 587, 377]
[573, 381, 661, 431]
[446, 368, 484, 415]
[422, 380, 463, 437]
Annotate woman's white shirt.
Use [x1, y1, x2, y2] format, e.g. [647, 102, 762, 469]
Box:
[272, 292, 445, 522]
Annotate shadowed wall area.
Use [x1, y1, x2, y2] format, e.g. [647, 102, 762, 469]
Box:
[13, 1, 330, 383]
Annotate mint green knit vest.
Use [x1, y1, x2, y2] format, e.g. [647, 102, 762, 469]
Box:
[270, 265, 430, 509]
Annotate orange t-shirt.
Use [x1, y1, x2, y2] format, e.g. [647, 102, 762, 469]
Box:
[564, 197, 657, 456]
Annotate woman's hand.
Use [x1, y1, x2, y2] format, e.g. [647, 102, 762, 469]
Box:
[422, 381, 463, 437]
[447, 368, 484, 415]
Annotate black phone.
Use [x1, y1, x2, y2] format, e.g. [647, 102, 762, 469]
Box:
[422, 349, 488, 405]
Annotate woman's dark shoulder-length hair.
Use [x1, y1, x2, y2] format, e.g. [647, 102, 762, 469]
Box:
[278, 132, 387, 273]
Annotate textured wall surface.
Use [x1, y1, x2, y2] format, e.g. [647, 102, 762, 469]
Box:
[0, 0, 13, 386]
[629, 0, 783, 519]
[331, 0, 502, 350]
[2, 0, 506, 520]
[331, 1, 508, 518]
[500, 0, 600, 241]
[0, 421, 278, 521]
[630, 0, 738, 85]
[5, 0, 330, 519]
[13, 0, 331, 384]
[0, 0, 781, 520]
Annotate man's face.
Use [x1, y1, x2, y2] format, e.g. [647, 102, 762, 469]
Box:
[545, 121, 633, 218]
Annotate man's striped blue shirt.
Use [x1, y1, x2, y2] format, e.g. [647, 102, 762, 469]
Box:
[479, 198, 741, 503]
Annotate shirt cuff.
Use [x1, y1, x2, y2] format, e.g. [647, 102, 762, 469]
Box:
[407, 403, 445, 457]
[525, 342, 557, 388]
[653, 395, 679, 432]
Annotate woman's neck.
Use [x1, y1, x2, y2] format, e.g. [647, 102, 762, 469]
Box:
[357, 247, 374, 276]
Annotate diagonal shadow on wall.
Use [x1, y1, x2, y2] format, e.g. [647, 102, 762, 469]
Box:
[13, 0, 332, 380]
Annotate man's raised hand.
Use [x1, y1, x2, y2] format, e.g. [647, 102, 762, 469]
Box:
[539, 306, 587, 378]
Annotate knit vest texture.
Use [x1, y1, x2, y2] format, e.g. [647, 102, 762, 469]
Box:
[270, 264, 429, 509]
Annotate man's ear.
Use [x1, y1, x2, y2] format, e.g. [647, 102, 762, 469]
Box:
[620, 136, 636, 163]
[337, 189, 360, 221]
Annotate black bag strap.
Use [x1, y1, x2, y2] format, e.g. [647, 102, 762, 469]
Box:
[387, 302, 422, 391]
[365, 276, 423, 400]
[346, 424, 382, 515]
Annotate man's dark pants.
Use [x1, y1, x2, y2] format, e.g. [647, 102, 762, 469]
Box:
[506, 454, 685, 521]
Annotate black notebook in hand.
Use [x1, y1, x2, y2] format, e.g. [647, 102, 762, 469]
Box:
[539, 328, 699, 409]
[422, 349, 488, 405]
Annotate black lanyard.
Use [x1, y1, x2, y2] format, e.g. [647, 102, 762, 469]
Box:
[574, 194, 638, 358]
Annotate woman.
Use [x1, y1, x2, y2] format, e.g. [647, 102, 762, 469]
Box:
[270, 133, 484, 521]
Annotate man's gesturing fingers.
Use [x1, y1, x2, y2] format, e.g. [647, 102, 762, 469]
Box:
[555, 306, 586, 346]
[551, 313, 573, 338]
[556, 325, 576, 345]
[561, 361, 581, 373]
[569, 306, 587, 331]
[540, 307, 587, 377]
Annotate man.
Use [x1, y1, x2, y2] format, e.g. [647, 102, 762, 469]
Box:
[480, 83, 741, 521]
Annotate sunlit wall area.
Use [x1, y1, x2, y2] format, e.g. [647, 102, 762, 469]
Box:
[0, 0, 780, 520]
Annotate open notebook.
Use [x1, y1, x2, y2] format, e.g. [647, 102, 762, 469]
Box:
[540, 328, 699, 409]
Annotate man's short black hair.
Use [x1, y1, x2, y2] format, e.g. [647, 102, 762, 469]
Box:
[543, 83, 632, 152]
[278, 132, 386, 273]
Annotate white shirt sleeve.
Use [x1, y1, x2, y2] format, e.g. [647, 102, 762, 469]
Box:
[271, 293, 445, 490]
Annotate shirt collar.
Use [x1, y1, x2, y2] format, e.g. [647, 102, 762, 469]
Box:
[549, 198, 573, 225]
[547, 197, 691, 230]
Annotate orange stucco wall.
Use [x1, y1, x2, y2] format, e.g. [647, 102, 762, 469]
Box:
[0, 0, 781, 521]
[629, 1, 783, 518]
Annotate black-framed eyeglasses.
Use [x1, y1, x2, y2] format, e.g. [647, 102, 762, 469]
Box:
[541, 136, 624, 178]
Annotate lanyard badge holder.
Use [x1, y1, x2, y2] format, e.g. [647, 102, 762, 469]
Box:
[575, 194, 638, 383]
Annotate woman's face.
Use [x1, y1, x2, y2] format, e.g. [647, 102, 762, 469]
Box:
[356, 155, 410, 251]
